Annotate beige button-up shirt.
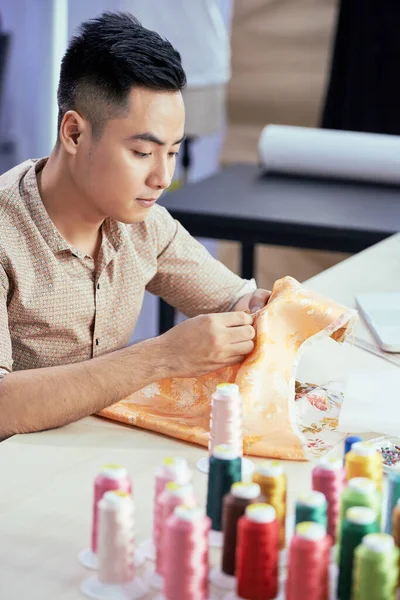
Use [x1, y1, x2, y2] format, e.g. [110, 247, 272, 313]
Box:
[0, 159, 255, 378]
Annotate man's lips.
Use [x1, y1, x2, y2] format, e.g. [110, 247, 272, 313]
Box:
[135, 197, 159, 207]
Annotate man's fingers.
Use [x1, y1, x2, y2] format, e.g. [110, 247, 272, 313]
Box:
[230, 340, 255, 356]
[228, 324, 255, 344]
[249, 289, 271, 314]
[220, 311, 254, 327]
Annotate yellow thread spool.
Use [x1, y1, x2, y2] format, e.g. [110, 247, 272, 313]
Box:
[345, 442, 383, 491]
[252, 460, 287, 548]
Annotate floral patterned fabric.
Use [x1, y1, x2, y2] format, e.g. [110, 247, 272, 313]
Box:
[100, 276, 357, 460]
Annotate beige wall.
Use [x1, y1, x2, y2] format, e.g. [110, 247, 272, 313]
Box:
[218, 0, 350, 289]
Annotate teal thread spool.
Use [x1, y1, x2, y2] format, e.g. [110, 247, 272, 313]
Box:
[206, 444, 242, 532]
[353, 533, 399, 600]
[385, 464, 400, 534]
[295, 491, 327, 530]
[337, 506, 379, 600]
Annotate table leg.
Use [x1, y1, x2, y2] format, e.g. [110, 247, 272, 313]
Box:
[158, 299, 175, 334]
[241, 243, 255, 280]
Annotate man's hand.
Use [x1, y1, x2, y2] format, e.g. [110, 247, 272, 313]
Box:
[158, 312, 255, 378]
[233, 288, 271, 314]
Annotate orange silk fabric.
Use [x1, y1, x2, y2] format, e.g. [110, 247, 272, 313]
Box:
[100, 277, 357, 459]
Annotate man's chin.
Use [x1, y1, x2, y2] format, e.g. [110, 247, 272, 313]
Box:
[114, 205, 154, 225]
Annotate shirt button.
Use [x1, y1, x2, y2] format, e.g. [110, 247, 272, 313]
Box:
[97, 283, 100, 290]
[96, 338, 99, 346]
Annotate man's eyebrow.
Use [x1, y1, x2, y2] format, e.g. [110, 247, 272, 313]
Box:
[127, 132, 186, 146]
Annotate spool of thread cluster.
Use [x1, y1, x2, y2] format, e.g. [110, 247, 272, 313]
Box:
[336, 477, 381, 561]
[197, 383, 254, 477]
[385, 464, 400, 534]
[252, 460, 287, 549]
[344, 435, 362, 456]
[160, 505, 212, 600]
[312, 457, 345, 542]
[337, 507, 379, 600]
[81, 491, 148, 600]
[226, 503, 279, 600]
[206, 444, 242, 547]
[210, 482, 262, 590]
[79, 464, 138, 570]
[140, 456, 191, 560]
[286, 522, 332, 600]
[146, 481, 196, 590]
[295, 491, 327, 530]
[345, 442, 383, 491]
[353, 533, 399, 600]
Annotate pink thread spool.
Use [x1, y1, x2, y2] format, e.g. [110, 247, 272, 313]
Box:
[286, 522, 332, 600]
[79, 464, 135, 570]
[145, 481, 196, 590]
[196, 383, 254, 477]
[159, 505, 212, 600]
[81, 491, 148, 600]
[140, 457, 191, 560]
[312, 457, 345, 542]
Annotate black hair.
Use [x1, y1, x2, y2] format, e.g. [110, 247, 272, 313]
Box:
[57, 12, 186, 138]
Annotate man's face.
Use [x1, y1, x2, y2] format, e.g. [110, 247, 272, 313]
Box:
[72, 87, 185, 224]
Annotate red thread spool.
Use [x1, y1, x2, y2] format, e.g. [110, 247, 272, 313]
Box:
[235, 503, 279, 600]
[162, 505, 211, 600]
[286, 522, 332, 600]
[312, 456, 345, 542]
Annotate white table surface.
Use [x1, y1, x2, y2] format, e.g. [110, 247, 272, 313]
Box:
[1, 235, 399, 600]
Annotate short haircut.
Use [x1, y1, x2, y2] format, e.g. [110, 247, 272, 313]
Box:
[57, 12, 186, 138]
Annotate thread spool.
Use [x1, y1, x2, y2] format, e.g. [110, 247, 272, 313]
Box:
[353, 533, 399, 600]
[145, 481, 196, 590]
[206, 444, 242, 547]
[252, 460, 287, 549]
[286, 522, 332, 600]
[337, 477, 381, 558]
[139, 456, 191, 560]
[344, 435, 362, 456]
[210, 482, 262, 590]
[225, 503, 280, 600]
[157, 505, 212, 600]
[337, 506, 379, 600]
[345, 442, 383, 491]
[312, 457, 346, 542]
[385, 464, 400, 533]
[197, 383, 254, 477]
[78, 464, 141, 570]
[295, 491, 327, 530]
[81, 491, 148, 600]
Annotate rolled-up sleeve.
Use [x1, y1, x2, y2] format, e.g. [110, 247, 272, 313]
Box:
[146, 206, 256, 317]
[0, 265, 12, 380]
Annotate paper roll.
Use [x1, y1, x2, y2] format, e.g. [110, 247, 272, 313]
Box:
[258, 125, 400, 184]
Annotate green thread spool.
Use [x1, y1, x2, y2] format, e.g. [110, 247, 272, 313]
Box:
[336, 477, 381, 561]
[295, 491, 327, 530]
[353, 533, 399, 600]
[338, 506, 379, 600]
[206, 444, 242, 531]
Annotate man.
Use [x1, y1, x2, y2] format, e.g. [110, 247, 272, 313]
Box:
[0, 12, 270, 438]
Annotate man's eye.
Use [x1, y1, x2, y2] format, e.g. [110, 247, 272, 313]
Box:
[134, 151, 150, 158]
[169, 152, 179, 157]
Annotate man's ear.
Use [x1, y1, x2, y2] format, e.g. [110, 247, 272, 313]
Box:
[59, 110, 88, 155]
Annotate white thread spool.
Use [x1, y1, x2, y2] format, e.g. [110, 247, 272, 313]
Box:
[197, 383, 254, 478]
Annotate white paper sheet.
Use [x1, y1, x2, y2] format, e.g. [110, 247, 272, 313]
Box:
[258, 125, 400, 184]
[338, 371, 400, 435]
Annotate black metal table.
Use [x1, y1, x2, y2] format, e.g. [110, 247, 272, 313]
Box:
[158, 163, 400, 333]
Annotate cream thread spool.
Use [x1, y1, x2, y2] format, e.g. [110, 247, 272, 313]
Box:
[81, 491, 148, 600]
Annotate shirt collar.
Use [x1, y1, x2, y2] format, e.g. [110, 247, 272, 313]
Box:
[21, 157, 126, 257]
